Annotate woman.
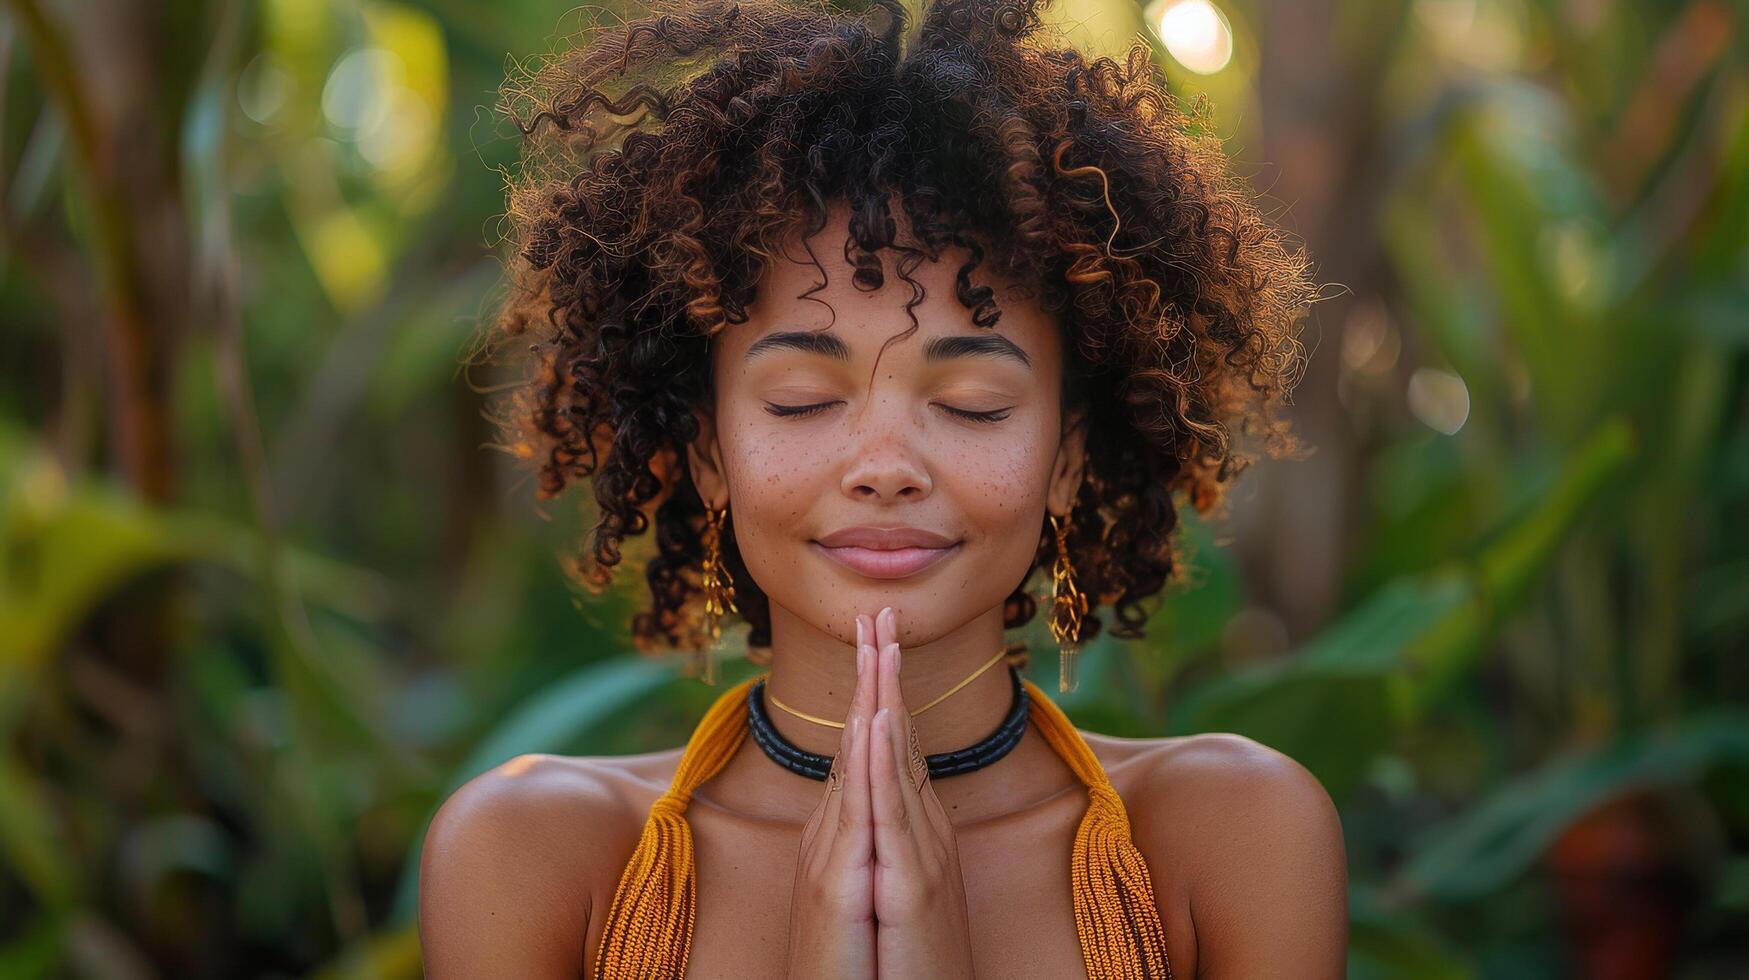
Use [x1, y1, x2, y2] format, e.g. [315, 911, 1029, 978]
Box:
[419, 0, 1346, 976]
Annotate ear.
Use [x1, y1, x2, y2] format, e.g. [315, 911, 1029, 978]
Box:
[684, 404, 730, 508]
[1046, 407, 1090, 515]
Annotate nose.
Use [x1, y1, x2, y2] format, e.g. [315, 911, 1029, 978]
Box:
[840, 401, 933, 502]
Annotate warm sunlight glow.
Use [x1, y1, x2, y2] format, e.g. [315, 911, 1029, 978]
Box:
[1155, 0, 1234, 75]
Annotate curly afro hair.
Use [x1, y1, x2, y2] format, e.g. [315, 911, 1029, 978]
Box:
[477, 0, 1319, 662]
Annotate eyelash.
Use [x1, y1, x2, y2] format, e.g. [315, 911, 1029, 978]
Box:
[764, 401, 1012, 424]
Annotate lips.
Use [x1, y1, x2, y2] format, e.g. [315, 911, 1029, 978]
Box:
[812, 525, 962, 579]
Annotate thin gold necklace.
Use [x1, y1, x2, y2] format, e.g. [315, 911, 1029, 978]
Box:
[764, 646, 1009, 730]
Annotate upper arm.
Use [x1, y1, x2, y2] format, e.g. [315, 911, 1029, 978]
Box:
[418, 754, 623, 979]
[1141, 734, 1349, 980]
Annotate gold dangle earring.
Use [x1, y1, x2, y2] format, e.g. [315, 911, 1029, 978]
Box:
[698, 502, 739, 686]
[1047, 510, 1088, 693]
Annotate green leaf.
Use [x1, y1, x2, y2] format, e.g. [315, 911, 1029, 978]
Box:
[0, 752, 79, 912]
[1349, 916, 1477, 980]
[1397, 710, 1749, 901]
[0, 911, 67, 980]
[1169, 418, 1636, 799]
[0, 444, 181, 697]
[1441, 82, 1616, 437]
[385, 654, 680, 924]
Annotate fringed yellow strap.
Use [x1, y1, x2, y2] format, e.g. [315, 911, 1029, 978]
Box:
[594, 676, 756, 980]
[594, 674, 1173, 980]
[1022, 677, 1174, 980]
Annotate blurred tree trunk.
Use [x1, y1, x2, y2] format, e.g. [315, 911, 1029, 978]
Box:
[1235, 0, 1404, 641]
[9, 0, 189, 506]
[7, 0, 196, 682]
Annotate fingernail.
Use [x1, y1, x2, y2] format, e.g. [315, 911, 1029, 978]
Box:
[855, 618, 864, 650]
[856, 645, 865, 676]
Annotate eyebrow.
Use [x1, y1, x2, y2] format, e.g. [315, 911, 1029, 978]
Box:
[743, 330, 1032, 369]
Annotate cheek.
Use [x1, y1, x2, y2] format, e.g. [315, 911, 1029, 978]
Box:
[945, 423, 1057, 610]
[720, 415, 835, 494]
[951, 420, 1056, 531]
[715, 416, 827, 571]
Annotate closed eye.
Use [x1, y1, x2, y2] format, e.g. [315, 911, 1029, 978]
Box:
[763, 401, 840, 419]
[763, 401, 1012, 424]
[938, 404, 1012, 424]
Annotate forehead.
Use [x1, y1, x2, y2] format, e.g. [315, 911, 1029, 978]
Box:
[720, 199, 1059, 361]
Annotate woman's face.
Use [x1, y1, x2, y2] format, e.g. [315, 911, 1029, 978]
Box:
[686, 200, 1087, 650]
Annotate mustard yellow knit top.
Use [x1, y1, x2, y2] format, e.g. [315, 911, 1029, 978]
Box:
[592, 672, 1172, 979]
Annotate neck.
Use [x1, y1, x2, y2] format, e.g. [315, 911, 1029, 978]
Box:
[764, 604, 1016, 759]
[695, 604, 1082, 826]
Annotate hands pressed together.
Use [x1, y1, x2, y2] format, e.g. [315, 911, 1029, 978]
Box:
[782, 607, 977, 980]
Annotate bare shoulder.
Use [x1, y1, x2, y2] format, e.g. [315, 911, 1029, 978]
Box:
[418, 751, 677, 979]
[1120, 731, 1350, 979]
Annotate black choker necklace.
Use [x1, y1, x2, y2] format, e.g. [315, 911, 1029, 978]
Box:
[746, 665, 1030, 781]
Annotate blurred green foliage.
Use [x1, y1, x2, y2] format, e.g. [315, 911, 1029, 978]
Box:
[1, 0, 1746, 976]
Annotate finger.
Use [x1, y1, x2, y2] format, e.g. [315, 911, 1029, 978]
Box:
[853, 616, 881, 752]
[915, 738, 956, 841]
[869, 707, 922, 869]
[876, 637, 933, 865]
[885, 707, 958, 869]
[811, 617, 873, 852]
[831, 683, 860, 801]
[873, 608, 928, 797]
[853, 614, 878, 732]
[836, 703, 873, 865]
[901, 695, 931, 800]
[880, 612, 942, 855]
[874, 606, 899, 727]
[804, 662, 860, 859]
[894, 654, 931, 799]
[878, 633, 932, 845]
[824, 617, 872, 830]
[802, 753, 839, 856]
[829, 613, 876, 859]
